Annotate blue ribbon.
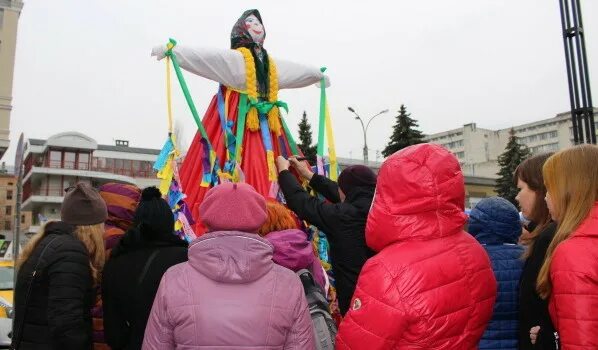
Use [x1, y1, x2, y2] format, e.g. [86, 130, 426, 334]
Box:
[217, 87, 237, 162]
[153, 138, 174, 171]
[259, 114, 273, 151]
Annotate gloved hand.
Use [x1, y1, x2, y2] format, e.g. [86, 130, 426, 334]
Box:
[151, 44, 167, 61]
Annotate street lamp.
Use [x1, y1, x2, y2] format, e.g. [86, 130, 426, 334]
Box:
[348, 107, 389, 163]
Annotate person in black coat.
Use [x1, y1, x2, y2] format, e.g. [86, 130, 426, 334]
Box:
[102, 187, 188, 350]
[276, 156, 376, 315]
[514, 153, 558, 350]
[13, 183, 108, 350]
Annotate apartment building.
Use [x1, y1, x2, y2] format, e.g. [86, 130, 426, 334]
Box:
[0, 0, 24, 159]
[21, 132, 160, 230]
[424, 109, 598, 178]
[0, 171, 31, 240]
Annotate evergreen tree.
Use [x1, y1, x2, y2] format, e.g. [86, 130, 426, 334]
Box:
[495, 128, 530, 206]
[297, 111, 317, 160]
[382, 104, 424, 157]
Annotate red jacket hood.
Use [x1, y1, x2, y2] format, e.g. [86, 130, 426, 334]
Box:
[366, 143, 467, 251]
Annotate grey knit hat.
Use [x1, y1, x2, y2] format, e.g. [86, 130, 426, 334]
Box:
[61, 182, 108, 225]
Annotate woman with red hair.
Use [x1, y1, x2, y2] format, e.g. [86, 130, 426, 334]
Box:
[258, 200, 326, 289]
[535, 145, 598, 349]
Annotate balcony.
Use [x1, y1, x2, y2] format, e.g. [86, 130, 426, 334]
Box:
[48, 160, 90, 170]
[24, 160, 156, 181]
[21, 186, 65, 212]
[29, 186, 68, 197]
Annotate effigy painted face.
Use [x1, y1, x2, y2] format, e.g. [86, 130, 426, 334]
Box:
[245, 14, 265, 44]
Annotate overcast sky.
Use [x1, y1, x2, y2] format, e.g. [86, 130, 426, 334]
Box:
[5, 0, 598, 164]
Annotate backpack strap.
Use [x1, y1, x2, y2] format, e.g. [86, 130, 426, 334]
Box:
[121, 249, 161, 329]
[137, 249, 160, 287]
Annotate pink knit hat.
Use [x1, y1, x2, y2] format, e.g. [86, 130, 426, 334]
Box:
[199, 182, 267, 233]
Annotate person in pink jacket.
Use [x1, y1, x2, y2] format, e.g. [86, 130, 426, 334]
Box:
[142, 182, 315, 350]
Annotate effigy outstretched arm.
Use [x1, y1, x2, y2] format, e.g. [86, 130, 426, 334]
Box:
[151, 44, 330, 90]
[152, 45, 246, 90]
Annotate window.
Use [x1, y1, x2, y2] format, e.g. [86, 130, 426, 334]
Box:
[6, 190, 12, 200]
[455, 151, 465, 159]
[64, 152, 76, 169]
[21, 215, 25, 224]
[530, 142, 559, 154]
[114, 159, 123, 170]
[520, 130, 558, 144]
[49, 150, 62, 168]
[7, 182, 12, 186]
[78, 153, 89, 170]
[4, 207, 10, 216]
[123, 159, 132, 171]
[3, 221, 10, 231]
[142, 161, 154, 173]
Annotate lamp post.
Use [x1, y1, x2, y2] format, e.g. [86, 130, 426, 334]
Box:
[348, 107, 389, 163]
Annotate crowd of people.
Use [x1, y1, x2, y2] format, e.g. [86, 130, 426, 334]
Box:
[10, 143, 598, 349]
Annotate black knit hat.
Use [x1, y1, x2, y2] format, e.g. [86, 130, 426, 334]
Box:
[338, 165, 377, 195]
[133, 187, 174, 238]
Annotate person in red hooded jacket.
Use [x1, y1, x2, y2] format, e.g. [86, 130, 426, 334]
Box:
[336, 143, 497, 349]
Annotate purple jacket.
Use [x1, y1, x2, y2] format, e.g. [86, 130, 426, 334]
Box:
[142, 231, 315, 349]
[265, 229, 326, 290]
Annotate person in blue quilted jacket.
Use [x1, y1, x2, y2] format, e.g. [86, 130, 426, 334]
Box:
[468, 196, 525, 350]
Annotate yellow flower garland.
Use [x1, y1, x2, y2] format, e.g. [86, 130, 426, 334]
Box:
[236, 48, 259, 131]
[236, 47, 281, 135]
[267, 59, 282, 136]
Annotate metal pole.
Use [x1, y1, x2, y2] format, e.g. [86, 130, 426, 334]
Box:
[363, 131, 368, 163]
[348, 107, 368, 163]
[559, 0, 579, 144]
[14, 164, 22, 275]
[348, 107, 388, 163]
[357, 117, 368, 163]
[559, 0, 595, 144]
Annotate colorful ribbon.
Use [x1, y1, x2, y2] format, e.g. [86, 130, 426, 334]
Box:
[316, 67, 327, 175]
[248, 99, 289, 115]
[325, 102, 338, 180]
[166, 39, 218, 187]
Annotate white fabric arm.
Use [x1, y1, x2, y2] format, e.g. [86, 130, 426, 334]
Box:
[151, 45, 331, 90]
[151, 45, 246, 90]
[275, 58, 330, 89]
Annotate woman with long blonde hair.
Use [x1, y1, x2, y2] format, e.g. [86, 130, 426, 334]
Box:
[12, 182, 107, 349]
[536, 144, 598, 349]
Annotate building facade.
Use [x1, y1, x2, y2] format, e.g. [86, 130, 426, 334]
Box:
[0, 171, 31, 240]
[21, 132, 160, 230]
[0, 0, 24, 159]
[424, 109, 598, 178]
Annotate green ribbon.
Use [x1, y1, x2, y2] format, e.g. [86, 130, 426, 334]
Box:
[235, 94, 249, 165]
[317, 67, 327, 158]
[165, 38, 211, 144]
[280, 115, 299, 156]
[248, 99, 289, 115]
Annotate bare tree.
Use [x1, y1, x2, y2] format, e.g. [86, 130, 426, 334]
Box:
[172, 119, 189, 152]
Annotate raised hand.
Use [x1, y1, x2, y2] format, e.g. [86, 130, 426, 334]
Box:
[289, 157, 314, 180]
